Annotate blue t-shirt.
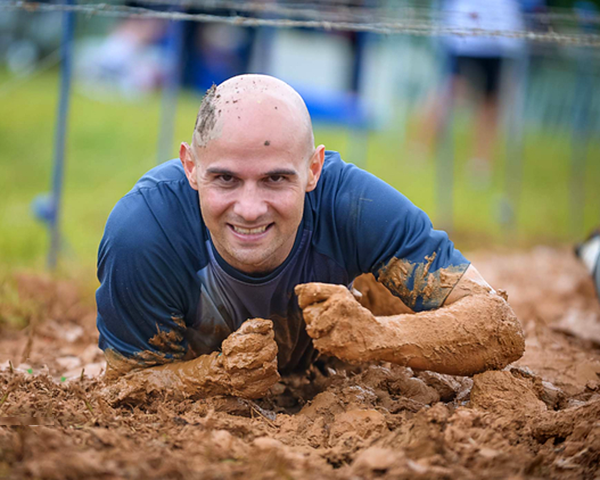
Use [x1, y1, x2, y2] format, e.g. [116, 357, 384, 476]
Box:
[96, 151, 469, 372]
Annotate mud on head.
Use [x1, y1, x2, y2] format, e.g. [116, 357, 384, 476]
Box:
[193, 84, 220, 148]
[191, 74, 316, 162]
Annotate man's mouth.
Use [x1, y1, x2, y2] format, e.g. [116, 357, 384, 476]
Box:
[229, 224, 272, 236]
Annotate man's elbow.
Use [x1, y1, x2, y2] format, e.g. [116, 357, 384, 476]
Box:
[487, 292, 525, 364]
[449, 292, 525, 376]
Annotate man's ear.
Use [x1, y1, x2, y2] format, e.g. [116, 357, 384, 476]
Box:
[305, 145, 325, 192]
[180, 142, 199, 191]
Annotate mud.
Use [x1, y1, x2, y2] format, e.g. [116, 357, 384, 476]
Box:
[102, 316, 190, 381]
[353, 273, 414, 315]
[296, 281, 524, 375]
[193, 84, 221, 147]
[1, 247, 600, 479]
[104, 319, 280, 405]
[377, 255, 469, 310]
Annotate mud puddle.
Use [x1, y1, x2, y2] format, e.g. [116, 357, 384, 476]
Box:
[1, 247, 600, 479]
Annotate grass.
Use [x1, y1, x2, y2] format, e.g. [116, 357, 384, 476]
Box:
[1, 68, 599, 278]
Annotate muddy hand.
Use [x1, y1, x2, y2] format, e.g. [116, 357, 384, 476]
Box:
[220, 318, 280, 399]
[295, 283, 381, 362]
[101, 366, 183, 407]
[101, 377, 138, 406]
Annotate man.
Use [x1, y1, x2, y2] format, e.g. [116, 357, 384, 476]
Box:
[97, 74, 524, 403]
[419, 0, 524, 185]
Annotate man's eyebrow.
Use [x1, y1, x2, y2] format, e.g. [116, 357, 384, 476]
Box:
[206, 167, 237, 176]
[205, 167, 298, 177]
[264, 169, 297, 176]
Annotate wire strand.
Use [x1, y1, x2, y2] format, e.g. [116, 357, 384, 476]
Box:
[1, 0, 599, 47]
[93, 0, 600, 26]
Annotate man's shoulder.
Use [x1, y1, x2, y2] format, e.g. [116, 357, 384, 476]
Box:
[120, 159, 199, 219]
[312, 150, 388, 208]
[101, 159, 206, 265]
[305, 150, 390, 273]
[128, 159, 188, 195]
[321, 150, 346, 177]
[315, 150, 364, 196]
[110, 159, 196, 232]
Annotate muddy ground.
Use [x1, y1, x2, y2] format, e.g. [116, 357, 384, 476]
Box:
[1, 247, 600, 479]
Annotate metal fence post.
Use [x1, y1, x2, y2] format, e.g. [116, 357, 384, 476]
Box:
[156, 15, 185, 164]
[48, 0, 75, 270]
[570, 2, 597, 237]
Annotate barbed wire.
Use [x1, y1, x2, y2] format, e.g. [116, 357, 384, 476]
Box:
[63, 0, 600, 30]
[106, 0, 420, 29]
[119, 0, 600, 26]
[123, 0, 424, 24]
[2, 0, 600, 47]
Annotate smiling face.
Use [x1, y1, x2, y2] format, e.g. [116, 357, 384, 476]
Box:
[180, 75, 325, 275]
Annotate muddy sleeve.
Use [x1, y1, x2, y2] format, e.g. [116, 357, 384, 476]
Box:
[331, 162, 470, 311]
[96, 192, 194, 366]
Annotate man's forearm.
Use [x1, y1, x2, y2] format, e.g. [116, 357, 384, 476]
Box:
[103, 352, 232, 406]
[297, 284, 525, 376]
[103, 318, 280, 405]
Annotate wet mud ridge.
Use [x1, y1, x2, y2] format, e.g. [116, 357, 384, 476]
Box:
[1, 247, 600, 479]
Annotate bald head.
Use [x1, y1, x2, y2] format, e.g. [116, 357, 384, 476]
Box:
[192, 74, 315, 161]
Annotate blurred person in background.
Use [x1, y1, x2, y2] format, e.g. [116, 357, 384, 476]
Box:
[77, 18, 168, 96]
[77, 5, 258, 97]
[419, 0, 525, 186]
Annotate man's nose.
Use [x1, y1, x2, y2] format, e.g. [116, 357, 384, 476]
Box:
[232, 184, 268, 222]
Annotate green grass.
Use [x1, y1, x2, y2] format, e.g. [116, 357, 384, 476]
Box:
[1, 68, 599, 276]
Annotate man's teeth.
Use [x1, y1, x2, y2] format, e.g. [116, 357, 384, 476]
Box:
[232, 225, 268, 235]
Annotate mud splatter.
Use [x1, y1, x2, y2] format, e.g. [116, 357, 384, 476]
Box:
[378, 254, 469, 310]
[193, 85, 221, 147]
[148, 316, 187, 355]
[103, 317, 189, 381]
[353, 273, 413, 315]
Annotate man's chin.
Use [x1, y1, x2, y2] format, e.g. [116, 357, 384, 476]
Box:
[232, 257, 276, 276]
[223, 246, 276, 274]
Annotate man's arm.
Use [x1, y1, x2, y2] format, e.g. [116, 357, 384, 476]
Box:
[443, 264, 496, 305]
[103, 319, 280, 406]
[295, 268, 525, 376]
[305, 157, 524, 374]
[97, 193, 279, 405]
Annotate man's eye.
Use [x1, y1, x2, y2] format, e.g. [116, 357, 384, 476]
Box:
[217, 174, 234, 183]
[268, 175, 285, 183]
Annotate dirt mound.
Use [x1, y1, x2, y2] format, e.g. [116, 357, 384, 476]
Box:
[1, 248, 600, 479]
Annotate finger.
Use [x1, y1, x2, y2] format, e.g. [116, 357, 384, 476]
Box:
[235, 318, 273, 335]
[229, 360, 279, 386]
[229, 364, 280, 398]
[222, 330, 275, 356]
[303, 304, 335, 339]
[295, 283, 352, 309]
[223, 340, 278, 370]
